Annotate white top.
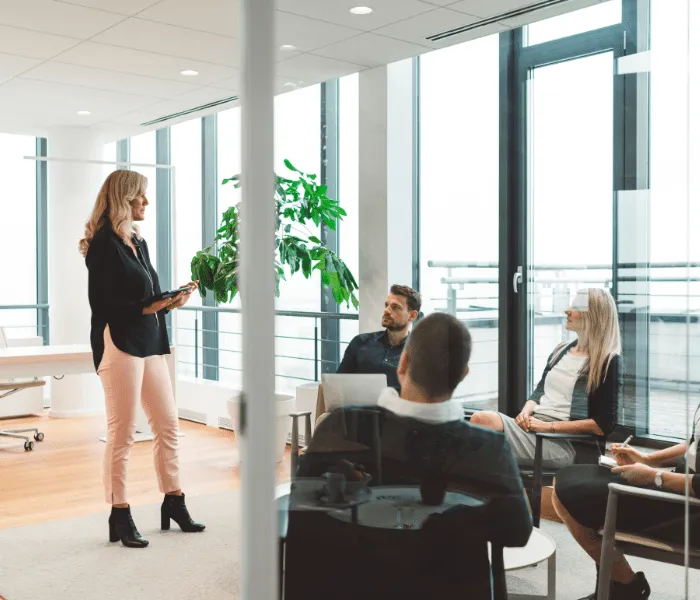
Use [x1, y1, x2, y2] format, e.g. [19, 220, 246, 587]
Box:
[686, 411, 700, 473]
[377, 387, 464, 424]
[534, 351, 588, 421]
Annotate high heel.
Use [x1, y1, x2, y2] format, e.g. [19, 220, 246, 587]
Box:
[108, 506, 149, 548]
[161, 493, 205, 533]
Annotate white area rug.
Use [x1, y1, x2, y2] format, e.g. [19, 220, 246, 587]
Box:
[0, 491, 697, 599]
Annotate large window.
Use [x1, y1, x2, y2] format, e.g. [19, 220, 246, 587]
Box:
[272, 85, 322, 393]
[419, 34, 500, 410]
[338, 74, 360, 356]
[171, 119, 203, 379]
[130, 131, 158, 269]
[526, 0, 622, 46]
[216, 107, 243, 386]
[0, 134, 38, 337]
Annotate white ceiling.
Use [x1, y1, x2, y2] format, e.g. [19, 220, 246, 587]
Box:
[0, 0, 607, 141]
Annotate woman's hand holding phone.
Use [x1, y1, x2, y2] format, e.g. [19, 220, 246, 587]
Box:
[142, 281, 198, 314]
[142, 296, 176, 315]
[168, 281, 198, 310]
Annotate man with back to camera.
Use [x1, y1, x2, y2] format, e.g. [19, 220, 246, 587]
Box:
[287, 313, 533, 600]
[337, 284, 421, 392]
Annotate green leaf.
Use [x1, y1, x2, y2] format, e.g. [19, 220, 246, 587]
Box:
[308, 235, 322, 244]
[284, 159, 299, 172]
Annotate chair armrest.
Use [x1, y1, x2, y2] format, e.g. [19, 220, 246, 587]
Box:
[289, 411, 312, 419]
[534, 432, 596, 441]
[608, 482, 700, 508]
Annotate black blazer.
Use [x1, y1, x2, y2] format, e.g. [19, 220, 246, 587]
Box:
[85, 223, 170, 371]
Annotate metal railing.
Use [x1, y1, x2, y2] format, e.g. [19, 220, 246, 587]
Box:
[426, 261, 700, 438]
[0, 304, 50, 343]
[176, 306, 358, 391]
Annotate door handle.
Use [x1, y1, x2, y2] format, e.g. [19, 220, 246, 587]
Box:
[513, 267, 522, 294]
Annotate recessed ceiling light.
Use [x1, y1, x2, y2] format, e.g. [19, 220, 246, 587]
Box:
[181, 69, 199, 76]
[283, 82, 298, 89]
[280, 44, 296, 51]
[350, 6, 373, 15]
[77, 110, 91, 116]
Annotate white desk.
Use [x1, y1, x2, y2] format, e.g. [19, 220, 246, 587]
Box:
[0, 344, 177, 443]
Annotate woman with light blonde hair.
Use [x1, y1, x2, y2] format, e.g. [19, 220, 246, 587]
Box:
[81, 169, 204, 549]
[471, 287, 622, 469]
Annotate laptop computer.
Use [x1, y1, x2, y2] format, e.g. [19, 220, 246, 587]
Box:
[320, 374, 388, 411]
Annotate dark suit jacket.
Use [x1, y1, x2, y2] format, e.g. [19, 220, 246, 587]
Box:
[284, 406, 532, 600]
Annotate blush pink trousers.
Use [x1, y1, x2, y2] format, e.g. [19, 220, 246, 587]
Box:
[98, 326, 180, 505]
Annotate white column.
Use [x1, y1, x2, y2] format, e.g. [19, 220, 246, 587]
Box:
[358, 60, 416, 333]
[47, 127, 106, 418]
[240, 0, 276, 599]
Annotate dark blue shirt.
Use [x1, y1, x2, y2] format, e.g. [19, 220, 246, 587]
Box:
[337, 330, 406, 391]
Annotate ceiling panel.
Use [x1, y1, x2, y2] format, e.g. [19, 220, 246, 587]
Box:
[20, 62, 201, 99]
[373, 8, 481, 48]
[276, 0, 436, 31]
[276, 12, 362, 52]
[430, 20, 509, 48]
[497, 0, 603, 27]
[138, 0, 239, 37]
[0, 0, 124, 38]
[57, 42, 237, 86]
[172, 86, 237, 106]
[110, 99, 194, 126]
[0, 25, 81, 60]
[313, 33, 429, 68]
[276, 54, 365, 85]
[56, 0, 162, 15]
[92, 18, 239, 66]
[0, 53, 42, 85]
[448, 0, 541, 19]
[0, 78, 159, 119]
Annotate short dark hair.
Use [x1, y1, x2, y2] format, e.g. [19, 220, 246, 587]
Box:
[390, 284, 422, 313]
[404, 312, 472, 399]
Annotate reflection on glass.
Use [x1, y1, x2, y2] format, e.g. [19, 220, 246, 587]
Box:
[526, 0, 622, 46]
[419, 34, 500, 411]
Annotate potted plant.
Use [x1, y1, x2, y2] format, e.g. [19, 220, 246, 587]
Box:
[191, 160, 359, 460]
[190, 159, 359, 308]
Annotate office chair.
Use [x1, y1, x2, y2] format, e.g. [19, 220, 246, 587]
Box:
[0, 327, 45, 451]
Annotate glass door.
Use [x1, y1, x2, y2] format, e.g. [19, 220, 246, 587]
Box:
[525, 52, 616, 393]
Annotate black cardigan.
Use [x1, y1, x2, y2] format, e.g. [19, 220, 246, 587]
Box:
[85, 224, 170, 371]
[530, 340, 621, 437]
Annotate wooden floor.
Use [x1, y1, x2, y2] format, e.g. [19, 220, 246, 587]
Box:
[0, 411, 291, 530]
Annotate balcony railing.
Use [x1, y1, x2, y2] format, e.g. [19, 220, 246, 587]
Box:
[0, 304, 49, 343]
[175, 306, 359, 396]
[426, 261, 700, 439]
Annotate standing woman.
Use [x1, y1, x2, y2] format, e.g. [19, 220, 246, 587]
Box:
[471, 288, 622, 469]
[79, 169, 205, 549]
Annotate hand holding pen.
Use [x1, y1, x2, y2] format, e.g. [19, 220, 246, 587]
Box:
[611, 435, 649, 466]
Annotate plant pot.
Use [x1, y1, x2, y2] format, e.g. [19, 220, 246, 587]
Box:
[228, 393, 295, 464]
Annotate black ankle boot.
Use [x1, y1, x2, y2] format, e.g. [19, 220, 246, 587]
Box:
[610, 572, 650, 600]
[161, 493, 205, 532]
[108, 506, 149, 548]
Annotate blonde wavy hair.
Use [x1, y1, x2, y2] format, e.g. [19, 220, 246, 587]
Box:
[551, 287, 621, 393]
[79, 170, 147, 257]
